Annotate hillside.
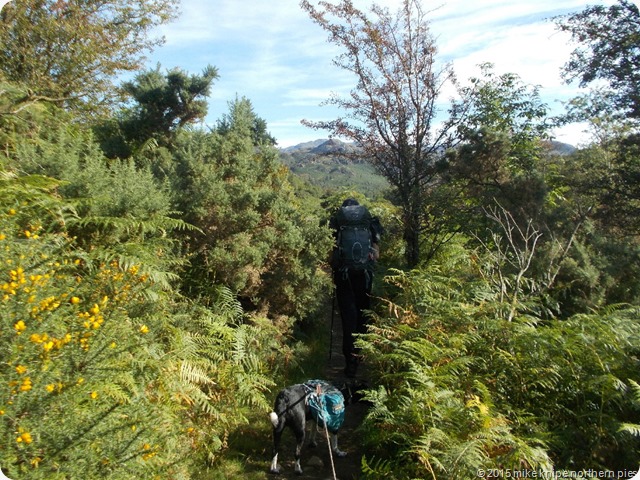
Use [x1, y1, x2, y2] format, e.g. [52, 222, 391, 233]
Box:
[279, 139, 390, 194]
[279, 138, 576, 194]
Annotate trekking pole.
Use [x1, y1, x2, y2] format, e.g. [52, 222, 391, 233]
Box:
[329, 289, 336, 361]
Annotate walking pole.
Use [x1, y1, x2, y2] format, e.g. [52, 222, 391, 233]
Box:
[329, 289, 336, 361]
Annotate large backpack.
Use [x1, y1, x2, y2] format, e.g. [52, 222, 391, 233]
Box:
[335, 204, 373, 271]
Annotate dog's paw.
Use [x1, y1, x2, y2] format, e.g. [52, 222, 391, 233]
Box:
[269, 457, 281, 475]
[333, 448, 347, 457]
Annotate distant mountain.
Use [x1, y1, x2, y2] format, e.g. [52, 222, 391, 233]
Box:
[278, 139, 387, 193]
[280, 139, 327, 153]
[282, 138, 577, 156]
[310, 139, 358, 155]
[281, 138, 358, 155]
[278, 138, 577, 193]
[547, 140, 576, 156]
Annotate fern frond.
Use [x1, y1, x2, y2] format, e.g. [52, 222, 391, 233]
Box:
[619, 423, 640, 437]
[180, 362, 215, 387]
[361, 455, 397, 479]
[628, 379, 640, 406]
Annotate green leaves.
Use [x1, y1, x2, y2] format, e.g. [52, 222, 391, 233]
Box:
[358, 250, 640, 477]
[555, 0, 640, 119]
[0, 165, 298, 478]
[172, 99, 333, 318]
[0, 0, 179, 113]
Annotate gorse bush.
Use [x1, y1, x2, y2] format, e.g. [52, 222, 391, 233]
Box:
[0, 173, 190, 479]
[0, 171, 291, 478]
[171, 99, 333, 318]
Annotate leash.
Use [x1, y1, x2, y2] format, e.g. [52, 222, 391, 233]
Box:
[324, 419, 338, 480]
[317, 384, 338, 480]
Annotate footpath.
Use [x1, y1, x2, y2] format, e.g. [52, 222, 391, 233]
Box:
[264, 305, 370, 480]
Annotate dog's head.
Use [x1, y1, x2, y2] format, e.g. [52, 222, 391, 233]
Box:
[337, 380, 368, 405]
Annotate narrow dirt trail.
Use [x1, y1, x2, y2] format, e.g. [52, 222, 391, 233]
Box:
[267, 309, 371, 480]
[221, 301, 372, 480]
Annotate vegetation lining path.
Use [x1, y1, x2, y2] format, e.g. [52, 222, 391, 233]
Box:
[217, 302, 370, 480]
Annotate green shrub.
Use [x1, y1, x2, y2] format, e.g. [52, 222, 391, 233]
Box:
[359, 255, 640, 478]
[0, 174, 191, 479]
[0, 171, 292, 478]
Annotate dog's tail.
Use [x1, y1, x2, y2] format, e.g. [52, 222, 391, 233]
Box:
[269, 411, 279, 428]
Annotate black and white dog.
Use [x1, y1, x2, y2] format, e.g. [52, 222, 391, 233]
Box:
[268, 381, 347, 475]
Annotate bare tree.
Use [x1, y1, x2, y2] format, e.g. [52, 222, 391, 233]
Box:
[300, 0, 460, 267]
[479, 203, 543, 321]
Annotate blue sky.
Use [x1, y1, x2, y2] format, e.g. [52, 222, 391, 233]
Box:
[145, 0, 621, 147]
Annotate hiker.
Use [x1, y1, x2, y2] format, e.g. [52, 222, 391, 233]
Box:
[329, 198, 383, 378]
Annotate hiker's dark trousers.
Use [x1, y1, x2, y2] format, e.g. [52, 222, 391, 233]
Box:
[334, 268, 372, 364]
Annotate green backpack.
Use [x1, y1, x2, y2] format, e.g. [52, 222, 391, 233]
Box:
[335, 204, 373, 271]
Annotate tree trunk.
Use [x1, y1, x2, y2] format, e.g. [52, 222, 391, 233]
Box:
[403, 209, 421, 269]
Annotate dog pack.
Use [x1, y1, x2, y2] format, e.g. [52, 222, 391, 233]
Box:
[305, 380, 345, 434]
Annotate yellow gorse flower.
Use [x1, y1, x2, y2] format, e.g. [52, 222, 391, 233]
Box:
[39, 296, 60, 311]
[29, 333, 48, 344]
[141, 443, 158, 461]
[16, 431, 32, 444]
[20, 377, 32, 392]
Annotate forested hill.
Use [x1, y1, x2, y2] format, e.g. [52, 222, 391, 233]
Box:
[279, 138, 390, 194]
[279, 138, 576, 194]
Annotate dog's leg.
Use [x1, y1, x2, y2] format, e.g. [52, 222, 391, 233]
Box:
[308, 418, 318, 448]
[293, 422, 305, 475]
[269, 452, 279, 474]
[330, 432, 347, 457]
[270, 419, 283, 474]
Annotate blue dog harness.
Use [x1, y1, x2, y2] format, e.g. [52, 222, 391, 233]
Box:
[304, 380, 345, 434]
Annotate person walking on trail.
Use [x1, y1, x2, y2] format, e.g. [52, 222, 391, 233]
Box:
[329, 198, 383, 378]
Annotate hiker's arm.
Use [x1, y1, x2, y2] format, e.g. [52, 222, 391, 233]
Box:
[370, 242, 380, 261]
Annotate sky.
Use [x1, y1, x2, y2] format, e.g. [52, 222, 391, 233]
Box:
[145, 0, 625, 148]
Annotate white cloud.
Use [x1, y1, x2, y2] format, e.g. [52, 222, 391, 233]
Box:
[147, 0, 620, 147]
[552, 121, 592, 146]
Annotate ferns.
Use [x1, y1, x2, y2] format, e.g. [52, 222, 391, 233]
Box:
[361, 456, 397, 479]
[358, 248, 640, 478]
